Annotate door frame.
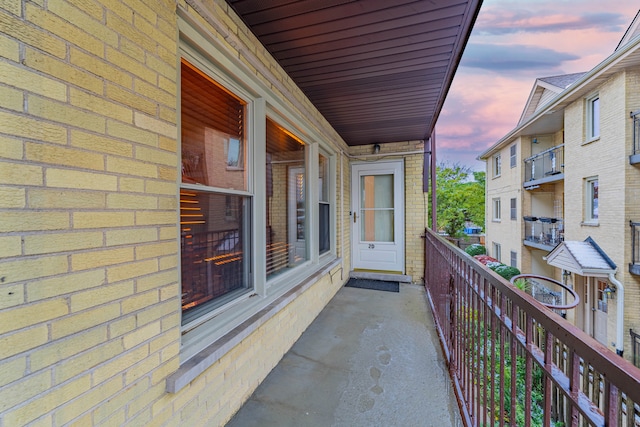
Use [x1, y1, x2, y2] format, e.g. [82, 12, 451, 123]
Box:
[350, 160, 405, 273]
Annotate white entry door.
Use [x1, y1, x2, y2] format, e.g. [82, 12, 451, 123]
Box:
[351, 161, 404, 273]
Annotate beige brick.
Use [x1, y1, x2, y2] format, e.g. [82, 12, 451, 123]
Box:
[0, 110, 67, 144]
[106, 82, 157, 116]
[160, 313, 179, 332]
[46, 168, 117, 191]
[71, 281, 134, 312]
[0, 83, 23, 111]
[27, 269, 105, 302]
[135, 145, 176, 167]
[136, 241, 176, 260]
[158, 75, 176, 96]
[123, 321, 160, 350]
[148, 326, 177, 354]
[122, 290, 159, 314]
[26, 3, 104, 57]
[136, 210, 175, 226]
[55, 377, 122, 426]
[0, 298, 68, 335]
[73, 211, 135, 229]
[51, 303, 120, 339]
[120, 37, 145, 61]
[107, 258, 157, 282]
[0, 370, 51, 413]
[125, 352, 159, 385]
[158, 254, 177, 271]
[159, 282, 179, 302]
[0, 160, 43, 185]
[147, 180, 177, 196]
[71, 129, 133, 157]
[28, 95, 106, 133]
[91, 376, 147, 424]
[26, 142, 105, 171]
[48, 0, 117, 47]
[30, 326, 108, 371]
[93, 345, 148, 385]
[71, 87, 135, 124]
[24, 48, 103, 95]
[158, 195, 177, 209]
[158, 104, 176, 123]
[159, 226, 177, 240]
[0, 186, 25, 208]
[119, 176, 145, 192]
[0, 211, 68, 233]
[0, 282, 24, 309]
[53, 340, 120, 383]
[146, 55, 177, 83]
[0, 325, 49, 359]
[0, 356, 26, 388]
[107, 155, 157, 178]
[28, 188, 106, 209]
[3, 375, 91, 426]
[0, 135, 23, 160]
[70, 47, 133, 88]
[134, 112, 177, 138]
[107, 192, 157, 209]
[106, 46, 156, 84]
[0, 32, 20, 61]
[134, 77, 175, 107]
[135, 299, 176, 326]
[109, 315, 136, 338]
[0, 9, 66, 58]
[71, 247, 133, 271]
[107, 119, 158, 146]
[61, 0, 104, 21]
[158, 135, 177, 152]
[106, 227, 157, 246]
[24, 231, 103, 255]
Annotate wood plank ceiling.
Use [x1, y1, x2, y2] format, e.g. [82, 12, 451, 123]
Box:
[227, 0, 482, 146]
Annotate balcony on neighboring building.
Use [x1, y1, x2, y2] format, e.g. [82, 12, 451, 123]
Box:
[524, 144, 564, 189]
[523, 216, 564, 250]
[631, 221, 640, 275]
[631, 111, 640, 165]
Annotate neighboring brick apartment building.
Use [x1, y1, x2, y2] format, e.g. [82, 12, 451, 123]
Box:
[480, 12, 640, 364]
[0, 1, 480, 425]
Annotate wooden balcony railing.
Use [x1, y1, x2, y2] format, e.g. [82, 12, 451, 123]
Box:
[423, 227, 640, 426]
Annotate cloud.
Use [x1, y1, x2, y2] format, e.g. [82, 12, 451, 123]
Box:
[475, 9, 630, 36]
[461, 43, 579, 72]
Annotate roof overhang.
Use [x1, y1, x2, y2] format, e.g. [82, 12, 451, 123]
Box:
[546, 237, 617, 278]
[227, 0, 482, 146]
[478, 33, 640, 160]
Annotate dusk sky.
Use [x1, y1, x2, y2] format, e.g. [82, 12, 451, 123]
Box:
[436, 1, 639, 171]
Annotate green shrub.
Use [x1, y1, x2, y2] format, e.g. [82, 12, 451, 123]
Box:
[494, 265, 521, 280]
[465, 244, 486, 256]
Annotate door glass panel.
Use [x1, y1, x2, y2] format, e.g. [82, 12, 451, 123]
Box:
[360, 174, 394, 242]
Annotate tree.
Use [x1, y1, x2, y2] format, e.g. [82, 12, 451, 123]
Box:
[429, 162, 485, 236]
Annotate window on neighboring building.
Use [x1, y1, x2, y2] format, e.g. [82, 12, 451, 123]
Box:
[319, 152, 331, 254]
[510, 251, 517, 268]
[492, 198, 501, 221]
[493, 242, 501, 262]
[585, 176, 599, 223]
[180, 58, 252, 324]
[510, 144, 516, 168]
[587, 94, 600, 140]
[510, 198, 517, 220]
[494, 154, 502, 177]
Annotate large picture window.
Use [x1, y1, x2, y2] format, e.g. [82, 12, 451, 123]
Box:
[587, 94, 600, 141]
[319, 152, 330, 254]
[180, 59, 252, 324]
[585, 176, 599, 223]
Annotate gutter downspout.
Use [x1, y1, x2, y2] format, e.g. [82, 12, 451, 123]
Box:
[608, 272, 625, 356]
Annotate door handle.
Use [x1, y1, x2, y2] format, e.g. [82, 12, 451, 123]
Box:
[353, 212, 357, 223]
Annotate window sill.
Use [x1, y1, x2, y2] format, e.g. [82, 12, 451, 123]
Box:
[166, 256, 342, 393]
[581, 136, 600, 146]
[581, 221, 599, 227]
[492, 219, 501, 223]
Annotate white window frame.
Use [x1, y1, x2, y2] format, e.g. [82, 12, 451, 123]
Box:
[493, 154, 502, 177]
[510, 250, 517, 268]
[510, 144, 516, 168]
[586, 94, 600, 142]
[510, 197, 517, 220]
[584, 176, 599, 224]
[492, 198, 501, 221]
[493, 242, 502, 262]
[176, 17, 339, 372]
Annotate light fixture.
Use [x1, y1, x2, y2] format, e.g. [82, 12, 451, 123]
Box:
[373, 144, 380, 154]
[604, 285, 616, 299]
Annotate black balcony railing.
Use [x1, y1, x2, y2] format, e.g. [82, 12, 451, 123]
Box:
[631, 221, 640, 275]
[524, 145, 564, 184]
[631, 111, 640, 164]
[523, 216, 563, 248]
[424, 227, 640, 426]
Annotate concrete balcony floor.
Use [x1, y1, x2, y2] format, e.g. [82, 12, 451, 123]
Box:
[226, 283, 461, 427]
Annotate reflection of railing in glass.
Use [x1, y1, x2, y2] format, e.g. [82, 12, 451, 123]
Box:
[524, 144, 564, 182]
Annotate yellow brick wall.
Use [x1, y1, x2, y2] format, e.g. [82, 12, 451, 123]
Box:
[0, 0, 352, 425]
